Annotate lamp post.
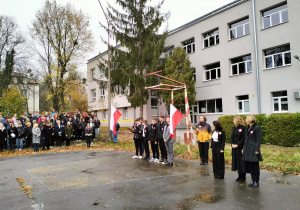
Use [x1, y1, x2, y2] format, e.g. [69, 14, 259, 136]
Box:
[97, 0, 111, 140]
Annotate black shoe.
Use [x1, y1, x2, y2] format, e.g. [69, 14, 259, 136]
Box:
[248, 181, 254, 187]
[159, 158, 164, 162]
[217, 176, 224, 179]
[200, 162, 204, 165]
[142, 157, 148, 160]
[203, 162, 208, 165]
[165, 162, 170, 166]
[251, 182, 259, 188]
[239, 177, 246, 182]
[167, 163, 173, 167]
[236, 176, 240, 181]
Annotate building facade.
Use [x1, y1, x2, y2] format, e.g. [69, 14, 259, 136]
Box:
[86, 46, 167, 127]
[164, 0, 300, 124]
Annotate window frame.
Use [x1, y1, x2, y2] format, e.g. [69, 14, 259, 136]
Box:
[264, 46, 291, 69]
[231, 55, 252, 76]
[272, 92, 288, 113]
[203, 29, 219, 48]
[102, 110, 107, 120]
[262, 5, 288, 29]
[237, 97, 250, 114]
[229, 18, 250, 40]
[204, 63, 221, 81]
[99, 88, 105, 99]
[91, 89, 96, 102]
[182, 38, 195, 54]
[193, 68, 196, 82]
[124, 107, 128, 119]
[99, 68, 105, 79]
[198, 99, 223, 114]
[90, 68, 95, 81]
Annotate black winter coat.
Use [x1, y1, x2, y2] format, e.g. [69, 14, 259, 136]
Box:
[210, 130, 226, 151]
[157, 121, 167, 140]
[0, 128, 7, 141]
[94, 120, 101, 128]
[8, 126, 18, 141]
[133, 123, 143, 140]
[17, 126, 25, 138]
[243, 123, 263, 162]
[43, 126, 53, 139]
[231, 125, 246, 172]
[148, 123, 158, 142]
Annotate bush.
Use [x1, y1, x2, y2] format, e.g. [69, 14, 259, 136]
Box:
[218, 113, 300, 147]
[218, 114, 267, 143]
[265, 113, 300, 147]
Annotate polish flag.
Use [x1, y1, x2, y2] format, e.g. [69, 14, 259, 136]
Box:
[170, 104, 184, 138]
[110, 105, 122, 135]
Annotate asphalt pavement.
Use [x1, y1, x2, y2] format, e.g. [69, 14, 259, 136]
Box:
[0, 150, 299, 210]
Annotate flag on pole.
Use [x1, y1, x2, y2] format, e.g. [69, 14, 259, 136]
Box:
[170, 104, 184, 138]
[110, 105, 122, 135]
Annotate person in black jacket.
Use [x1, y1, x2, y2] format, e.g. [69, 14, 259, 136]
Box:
[242, 115, 263, 188]
[211, 121, 226, 179]
[142, 120, 150, 160]
[94, 116, 101, 138]
[131, 118, 143, 159]
[24, 122, 32, 148]
[8, 123, 18, 150]
[157, 115, 167, 164]
[55, 120, 64, 148]
[231, 116, 246, 182]
[42, 121, 52, 150]
[0, 123, 7, 152]
[148, 118, 159, 162]
[81, 118, 87, 140]
[74, 118, 81, 141]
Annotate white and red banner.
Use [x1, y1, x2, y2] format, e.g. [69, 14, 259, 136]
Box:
[170, 104, 184, 138]
[110, 105, 122, 135]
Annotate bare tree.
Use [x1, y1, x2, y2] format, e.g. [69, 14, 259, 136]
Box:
[29, 0, 94, 112]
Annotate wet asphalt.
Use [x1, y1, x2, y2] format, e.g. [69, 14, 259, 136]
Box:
[0, 150, 299, 210]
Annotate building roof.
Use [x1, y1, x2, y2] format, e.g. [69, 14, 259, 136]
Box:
[168, 0, 248, 35]
[87, 44, 122, 63]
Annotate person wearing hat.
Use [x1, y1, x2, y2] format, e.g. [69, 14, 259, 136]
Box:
[65, 122, 73, 147]
[0, 123, 7, 152]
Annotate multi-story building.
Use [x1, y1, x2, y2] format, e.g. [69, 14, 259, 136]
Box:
[164, 0, 300, 123]
[86, 46, 167, 127]
[87, 0, 300, 140]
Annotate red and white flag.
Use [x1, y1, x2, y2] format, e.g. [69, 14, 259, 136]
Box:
[170, 104, 184, 138]
[110, 105, 122, 135]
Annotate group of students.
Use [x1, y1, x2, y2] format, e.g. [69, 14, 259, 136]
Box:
[0, 109, 102, 152]
[195, 114, 262, 188]
[130, 114, 263, 188]
[131, 115, 175, 167]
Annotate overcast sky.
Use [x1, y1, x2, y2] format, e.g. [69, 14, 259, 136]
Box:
[2, 0, 233, 68]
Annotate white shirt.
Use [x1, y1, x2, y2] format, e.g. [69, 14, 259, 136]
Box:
[212, 131, 219, 142]
[142, 126, 145, 137]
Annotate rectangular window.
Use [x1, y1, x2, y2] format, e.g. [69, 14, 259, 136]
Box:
[124, 107, 128, 119]
[90, 68, 95, 81]
[264, 44, 291, 69]
[102, 110, 107, 120]
[262, 4, 288, 29]
[203, 29, 219, 48]
[164, 46, 174, 58]
[237, 95, 250, 114]
[198, 99, 223, 114]
[272, 91, 288, 112]
[193, 68, 196, 82]
[231, 54, 252, 75]
[91, 89, 96, 102]
[151, 97, 158, 116]
[99, 68, 104, 78]
[182, 38, 195, 54]
[99, 88, 105, 99]
[204, 63, 220, 81]
[229, 18, 250, 39]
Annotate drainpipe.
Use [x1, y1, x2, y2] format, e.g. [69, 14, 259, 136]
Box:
[252, 0, 262, 114]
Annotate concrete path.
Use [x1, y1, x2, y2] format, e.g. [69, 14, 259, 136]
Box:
[0, 150, 299, 210]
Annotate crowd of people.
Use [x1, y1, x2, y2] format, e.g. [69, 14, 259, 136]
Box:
[0, 109, 102, 152]
[130, 114, 263, 188]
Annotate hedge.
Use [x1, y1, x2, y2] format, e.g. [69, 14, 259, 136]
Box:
[218, 113, 300, 147]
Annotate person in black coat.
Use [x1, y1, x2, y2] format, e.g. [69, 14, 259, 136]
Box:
[81, 118, 87, 140]
[148, 118, 159, 162]
[0, 124, 7, 152]
[8, 123, 18, 150]
[55, 120, 64, 148]
[231, 116, 246, 182]
[142, 120, 150, 160]
[157, 115, 167, 163]
[24, 122, 32, 148]
[131, 118, 143, 159]
[74, 118, 81, 141]
[42, 121, 52, 150]
[211, 121, 226, 179]
[242, 115, 263, 188]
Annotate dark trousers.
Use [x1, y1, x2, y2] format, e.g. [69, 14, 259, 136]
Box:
[66, 138, 71, 146]
[33, 143, 39, 152]
[212, 143, 225, 178]
[81, 130, 86, 140]
[86, 136, 92, 147]
[56, 136, 62, 147]
[143, 137, 150, 158]
[10, 138, 16, 150]
[134, 139, 143, 156]
[75, 129, 81, 140]
[198, 142, 209, 163]
[246, 161, 260, 182]
[150, 141, 159, 159]
[158, 138, 167, 160]
[0, 139, 4, 151]
[43, 138, 50, 150]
